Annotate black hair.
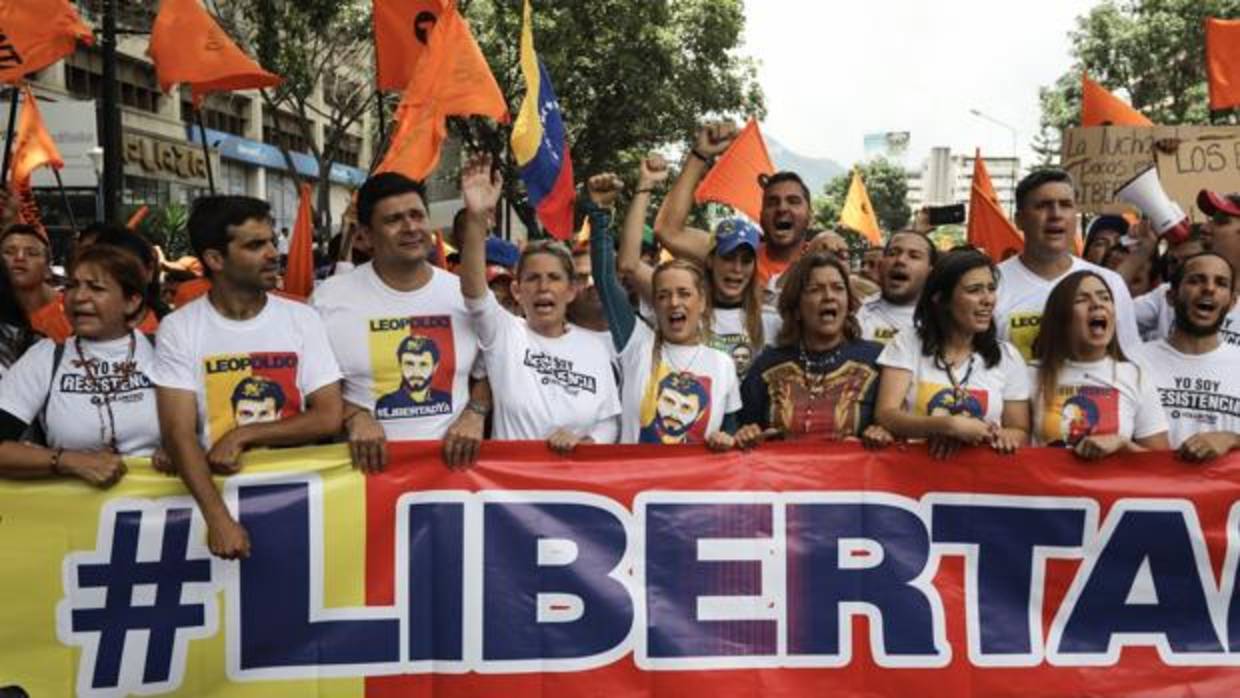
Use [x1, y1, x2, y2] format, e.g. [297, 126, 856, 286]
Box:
[885, 229, 939, 265]
[88, 225, 171, 319]
[357, 172, 428, 229]
[1015, 169, 1074, 212]
[759, 171, 811, 202]
[187, 196, 272, 278]
[914, 248, 1002, 368]
[1170, 252, 1236, 292]
[0, 259, 33, 369]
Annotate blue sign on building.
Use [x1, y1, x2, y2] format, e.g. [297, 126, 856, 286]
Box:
[186, 126, 367, 187]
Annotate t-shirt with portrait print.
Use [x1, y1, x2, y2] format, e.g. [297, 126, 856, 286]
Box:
[877, 328, 1030, 425]
[467, 290, 621, 442]
[1028, 357, 1167, 447]
[995, 255, 1141, 361]
[0, 332, 160, 454]
[150, 294, 342, 449]
[618, 322, 741, 445]
[311, 262, 482, 441]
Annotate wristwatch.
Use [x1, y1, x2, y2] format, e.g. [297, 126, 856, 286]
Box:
[465, 399, 490, 417]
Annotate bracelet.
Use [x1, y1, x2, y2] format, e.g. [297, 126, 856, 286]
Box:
[635, 187, 655, 195]
[465, 399, 490, 417]
[689, 148, 713, 165]
[49, 447, 64, 476]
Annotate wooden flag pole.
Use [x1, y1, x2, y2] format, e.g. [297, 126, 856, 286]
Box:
[0, 86, 20, 189]
[195, 108, 217, 195]
[50, 168, 79, 233]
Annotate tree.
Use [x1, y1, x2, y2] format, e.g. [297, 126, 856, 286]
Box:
[209, 0, 375, 237]
[460, 0, 764, 235]
[1038, 0, 1240, 133]
[814, 159, 911, 236]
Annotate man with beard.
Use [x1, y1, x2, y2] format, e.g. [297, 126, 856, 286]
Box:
[1142, 253, 1240, 461]
[639, 372, 711, 444]
[376, 335, 452, 417]
[1133, 190, 1240, 345]
[655, 121, 813, 298]
[857, 230, 936, 344]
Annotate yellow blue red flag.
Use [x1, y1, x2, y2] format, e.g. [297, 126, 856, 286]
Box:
[510, 0, 575, 240]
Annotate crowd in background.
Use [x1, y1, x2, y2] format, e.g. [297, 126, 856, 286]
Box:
[2, 121, 1240, 559]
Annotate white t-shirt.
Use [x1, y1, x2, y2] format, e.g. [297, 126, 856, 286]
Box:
[1028, 357, 1167, 447]
[708, 306, 782, 378]
[617, 322, 742, 444]
[467, 291, 621, 442]
[0, 333, 160, 455]
[1140, 339, 1240, 448]
[995, 255, 1140, 361]
[857, 297, 915, 345]
[312, 263, 481, 441]
[1134, 284, 1240, 345]
[151, 294, 342, 449]
[877, 329, 1030, 425]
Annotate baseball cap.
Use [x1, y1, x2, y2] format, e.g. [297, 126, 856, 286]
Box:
[485, 236, 519, 268]
[713, 217, 761, 256]
[1086, 214, 1129, 238]
[1197, 189, 1240, 218]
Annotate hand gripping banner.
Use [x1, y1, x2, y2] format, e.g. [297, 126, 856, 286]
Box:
[4, 442, 1240, 696]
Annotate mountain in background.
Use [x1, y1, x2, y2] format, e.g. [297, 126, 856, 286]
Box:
[765, 135, 846, 196]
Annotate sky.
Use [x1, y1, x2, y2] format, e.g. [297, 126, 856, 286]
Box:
[742, 0, 1101, 171]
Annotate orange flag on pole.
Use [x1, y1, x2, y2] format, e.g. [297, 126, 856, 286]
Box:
[967, 150, 1023, 261]
[839, 170, 883, 245]
[375, 2, 507, 180]
[373, 0, 448, 91]
[8, 84, 63, 188]
[0, 0, 93, 84]
[283, 183, 316, 299]
[1081, 74, 1152, 127]
[148, 0, 282, 107]
[693, 119, 775, 222]
[1206, 18, 1240, 111]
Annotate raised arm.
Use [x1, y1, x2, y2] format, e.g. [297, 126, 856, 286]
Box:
[653, 121, 738, 264]
[459, 152, 504, 300]
[617, 154, 668, 304]
[587, 203, 636, 352]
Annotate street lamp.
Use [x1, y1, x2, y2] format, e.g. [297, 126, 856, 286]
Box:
[969, 108, 1021, 214]
[87, 146, 104, 222]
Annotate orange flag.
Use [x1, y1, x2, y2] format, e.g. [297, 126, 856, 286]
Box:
[8, 84, 63, 187]
[373, 0, 448, 91]
[375, 2, 507, 180]
[148, 0, 282, 107]
[0, 0, 93, 84]
[693, 119, 775, 222]
[1081, 74, 1152, 127]
[126, 205, 150, 230]
[967, 150, 1023, 261]
[283, 183, 315, 299]
[838, 170, 883, 245]
[1207, 18, 1240, 111]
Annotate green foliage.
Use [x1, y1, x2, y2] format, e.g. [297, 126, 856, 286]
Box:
[461, 0, 764, 234]
[134, 203, 190, 259]
[1039, 0, 1240, 132]
[814, 159, 911, 235]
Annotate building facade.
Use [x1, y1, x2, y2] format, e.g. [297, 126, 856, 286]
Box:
[905, 147, 1020, 217]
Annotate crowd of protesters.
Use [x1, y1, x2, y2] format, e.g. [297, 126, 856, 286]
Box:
[3, 120, 1240, 559]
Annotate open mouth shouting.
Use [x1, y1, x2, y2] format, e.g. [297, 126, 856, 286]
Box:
[666, 307, 689, 333]
[1086, 311, 1110, 341]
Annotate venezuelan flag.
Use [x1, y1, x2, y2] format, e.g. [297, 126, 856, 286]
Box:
[510, 0, 575, 240]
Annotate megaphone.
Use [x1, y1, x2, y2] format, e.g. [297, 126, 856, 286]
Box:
[1113, 165, 1191, 244]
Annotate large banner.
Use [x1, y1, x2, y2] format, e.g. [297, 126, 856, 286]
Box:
[3, 442, 1240, 696]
